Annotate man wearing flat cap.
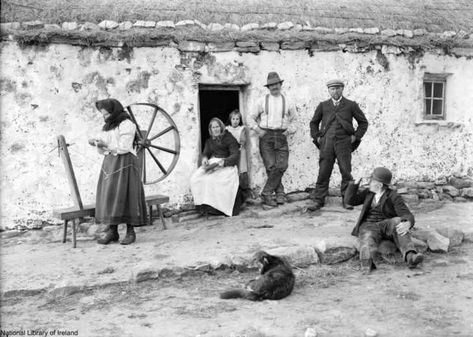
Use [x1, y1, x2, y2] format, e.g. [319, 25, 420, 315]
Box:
[345, 167, 424, 273]
[309, 79, 368, 211]
[248, 72, 295, 207]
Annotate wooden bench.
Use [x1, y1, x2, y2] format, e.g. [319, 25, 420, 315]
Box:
[53, 195, 168, 248]
[53, 135, 168, 248]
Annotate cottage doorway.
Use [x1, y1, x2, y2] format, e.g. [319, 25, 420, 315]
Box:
[198, 85, 241, 148]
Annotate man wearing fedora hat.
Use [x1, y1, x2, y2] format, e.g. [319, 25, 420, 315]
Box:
[309, 79, 368, 211]
[248, 72, 295, 207]
[345, 167, 424, 273]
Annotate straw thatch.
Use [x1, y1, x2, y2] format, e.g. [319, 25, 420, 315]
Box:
[2, 0, 473, 32]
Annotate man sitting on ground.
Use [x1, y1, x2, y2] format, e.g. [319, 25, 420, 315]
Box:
[345, 167, 424, 273]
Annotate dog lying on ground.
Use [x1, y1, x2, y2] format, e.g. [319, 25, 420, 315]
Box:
[220, 251, 295, 301]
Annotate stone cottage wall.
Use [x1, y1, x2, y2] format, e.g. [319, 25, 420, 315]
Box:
[1, 41, 473, 228]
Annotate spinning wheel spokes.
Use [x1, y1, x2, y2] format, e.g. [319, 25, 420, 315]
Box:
[126, 103, 180, 185]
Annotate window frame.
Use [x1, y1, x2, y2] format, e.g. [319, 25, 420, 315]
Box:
[423, 73, 450, 120]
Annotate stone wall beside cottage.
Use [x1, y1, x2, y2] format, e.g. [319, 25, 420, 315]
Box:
[1, 40, 473, 228]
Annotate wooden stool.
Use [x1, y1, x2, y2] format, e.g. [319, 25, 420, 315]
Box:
[146, 194, 169, 228]
[53, 205, 95, 248]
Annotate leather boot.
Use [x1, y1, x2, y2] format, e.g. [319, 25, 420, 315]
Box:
[262, 194, 277, 207]
[360, 246, 376, 274]
[276, 193, 285, 205]
[120, 224, 136, 245]
[97, 225, 119, 245]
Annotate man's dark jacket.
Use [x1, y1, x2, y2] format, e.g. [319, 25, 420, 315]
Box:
[345, 182, 415, 237]
[310, 97, 368, 151]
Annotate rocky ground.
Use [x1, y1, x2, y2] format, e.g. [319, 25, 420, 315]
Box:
[1, 198, 473, 337]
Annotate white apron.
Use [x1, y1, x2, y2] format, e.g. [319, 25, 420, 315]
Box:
[190, 158, 239, 216]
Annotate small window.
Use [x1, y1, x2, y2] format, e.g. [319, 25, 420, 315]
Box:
[423, 73, 450, 120]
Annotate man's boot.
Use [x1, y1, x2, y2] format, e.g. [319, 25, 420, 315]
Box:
[120, 224, 136, 245]
[97, 225, 119, 245]
[360, 246, 376, 274]
[306, 200, 323, 212]
[276, 193, 285, 205]
[262, 194, 277, 207]
[406, 251, 424, 269]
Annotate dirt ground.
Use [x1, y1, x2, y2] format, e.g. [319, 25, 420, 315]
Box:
[2, 242, 472, 337]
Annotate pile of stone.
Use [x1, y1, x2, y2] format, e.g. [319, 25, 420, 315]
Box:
[394, 176, 473, 205]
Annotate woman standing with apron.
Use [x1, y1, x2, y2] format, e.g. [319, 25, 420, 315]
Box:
[88, 98, 147, 245]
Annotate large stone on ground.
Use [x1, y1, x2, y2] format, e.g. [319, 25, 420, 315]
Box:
[314, 237, 358, 264]
[412, 228, 449, 252]
[417, 189, 432, 199]
[442, 185, 460, 197]
[286, 192, 310, 202]
[436, 228, 464, 247]
[396, 187, 409, 194]
[131, 262, 160, 282]
[417, 182, 435, 189]
[461, 187, 473, 198]
[449, 177, 472, 189]
[464, 229, 473, 243]
[402, 194, 419, 205]
[267, 246, 319, 267]
[412, 237, 428, 253]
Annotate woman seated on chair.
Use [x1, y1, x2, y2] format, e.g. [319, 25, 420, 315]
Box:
[190, 117, 242, 217]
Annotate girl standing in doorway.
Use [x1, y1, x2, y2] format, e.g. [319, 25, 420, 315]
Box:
[88, 98, 147, 245]
[226, 109, 252, 201]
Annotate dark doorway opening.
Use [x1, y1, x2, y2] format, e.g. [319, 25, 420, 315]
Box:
[198, 87, 240, 148]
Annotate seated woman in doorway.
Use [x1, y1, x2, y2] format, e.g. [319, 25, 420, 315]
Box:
[88, 98, 147, 245]
[190, 117, 242, 216]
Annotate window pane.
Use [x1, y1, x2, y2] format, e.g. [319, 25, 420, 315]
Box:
[425, 99, 432, 115]
[432, 100, 443, 115]
[424, 82, 432, 98]
[433, 82, 444, 98]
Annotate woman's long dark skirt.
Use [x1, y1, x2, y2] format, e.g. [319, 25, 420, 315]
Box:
[95, 153, 147, 226]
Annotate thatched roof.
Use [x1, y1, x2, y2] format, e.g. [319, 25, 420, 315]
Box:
[2, 0, 473, 32]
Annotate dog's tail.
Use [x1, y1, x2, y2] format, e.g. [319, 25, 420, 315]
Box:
[220, 289, 259, 301]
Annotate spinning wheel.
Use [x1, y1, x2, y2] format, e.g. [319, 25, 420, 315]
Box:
[126, 103, 180, 184]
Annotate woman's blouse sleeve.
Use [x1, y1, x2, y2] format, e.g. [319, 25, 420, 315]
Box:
[112, 120, 136, 154]
[202, 139, 212, 159]
[223, 134, 240, 167]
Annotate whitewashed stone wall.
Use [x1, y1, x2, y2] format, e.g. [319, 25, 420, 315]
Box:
[1, 41, 472, 228]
